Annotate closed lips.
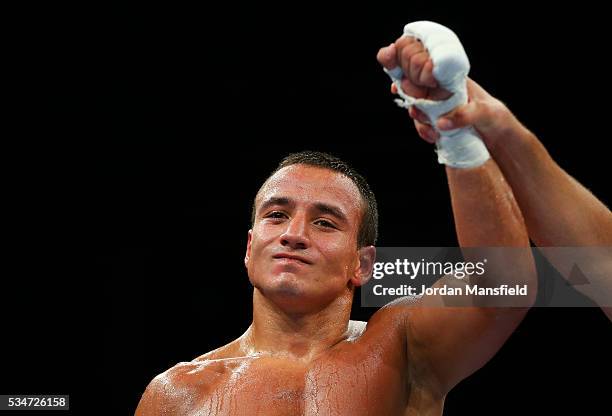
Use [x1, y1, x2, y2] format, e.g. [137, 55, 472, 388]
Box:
[273, 254, 312, 264]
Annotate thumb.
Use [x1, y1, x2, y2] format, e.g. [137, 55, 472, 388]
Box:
[436, 100, 480, 131]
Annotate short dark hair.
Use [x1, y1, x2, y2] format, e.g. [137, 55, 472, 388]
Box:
[251, 151, 378, 247]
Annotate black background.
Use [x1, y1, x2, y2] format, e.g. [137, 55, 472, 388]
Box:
[9, 2, 612, 415]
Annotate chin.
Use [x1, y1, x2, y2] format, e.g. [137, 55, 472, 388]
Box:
[254, 275, 319, 310]
[266, 273, 307, 297]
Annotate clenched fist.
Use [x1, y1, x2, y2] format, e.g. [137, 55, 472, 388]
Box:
[377, 36, 517, 151]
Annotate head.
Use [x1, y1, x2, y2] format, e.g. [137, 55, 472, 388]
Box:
[245, 151, 378, 313]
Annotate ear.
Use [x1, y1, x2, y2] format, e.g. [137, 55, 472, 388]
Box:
[350, 246, 376, 287]
[244, 229, 253, 268]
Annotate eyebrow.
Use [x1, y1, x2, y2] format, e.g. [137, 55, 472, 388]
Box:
[259, 197, 349, 224]
[313, 202, 348, 224]
[259, 197, 291, 214]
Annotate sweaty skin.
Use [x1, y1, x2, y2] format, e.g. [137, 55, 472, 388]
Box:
[135, 36, 538, 416]
[136, 318, 422, 415]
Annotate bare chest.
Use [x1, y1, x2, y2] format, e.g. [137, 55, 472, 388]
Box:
[180, 353, 408, 416]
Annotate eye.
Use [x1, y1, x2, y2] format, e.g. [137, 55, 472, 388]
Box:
[314, 219, 337, 229]
[265, 211, 287, 220]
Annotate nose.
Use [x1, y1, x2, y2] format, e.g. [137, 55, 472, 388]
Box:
[280, 215, 309, 250]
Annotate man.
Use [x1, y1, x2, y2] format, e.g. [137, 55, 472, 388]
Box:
[135, 31, 540, 415]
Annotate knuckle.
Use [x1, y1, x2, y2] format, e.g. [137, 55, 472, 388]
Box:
[406, 41, 424, 55]
[415, 53, 427, 66]
[421, 62, 434, 81]
[401, 47, 412, 63]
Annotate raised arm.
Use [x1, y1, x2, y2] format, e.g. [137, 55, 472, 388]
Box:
[406, 74, 612, 319]
[377, 31, 537, 395]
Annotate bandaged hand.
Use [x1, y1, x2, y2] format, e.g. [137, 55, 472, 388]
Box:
[377, 21, 512, 168]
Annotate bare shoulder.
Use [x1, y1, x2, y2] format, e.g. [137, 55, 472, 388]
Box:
[134, 361, 201, 415]
[364, 296, 417, 336]
[135, 340, 243, 415]
[353, 297, 417, 364]
[336, 297, 419, 347]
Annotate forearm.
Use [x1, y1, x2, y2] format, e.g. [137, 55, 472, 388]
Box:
[446, 159, 529, 247]
[445, 160, 537, 306]
[487, 119, 612, 246]
[487, 120, 612, 309]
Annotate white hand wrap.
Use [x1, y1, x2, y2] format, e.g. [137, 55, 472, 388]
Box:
[384, 21, 490, 169]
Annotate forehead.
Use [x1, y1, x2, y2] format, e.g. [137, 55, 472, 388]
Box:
[257, 165, 363, 217]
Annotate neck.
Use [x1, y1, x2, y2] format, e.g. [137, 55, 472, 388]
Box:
[240, 288, 353, 362]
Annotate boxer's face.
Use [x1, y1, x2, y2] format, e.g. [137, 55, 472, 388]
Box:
[246, 165, 373, 312]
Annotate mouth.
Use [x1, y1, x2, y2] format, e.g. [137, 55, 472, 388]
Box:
[272, 253, 313, 265]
